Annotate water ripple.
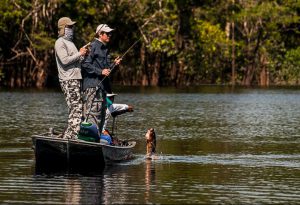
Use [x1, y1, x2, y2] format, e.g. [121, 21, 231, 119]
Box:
[1, 88, 300, 204]
[122, 154, 300, 168]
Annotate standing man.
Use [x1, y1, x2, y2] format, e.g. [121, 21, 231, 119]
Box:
[54, 17, 88, 139]
[81, 24, 121, 134]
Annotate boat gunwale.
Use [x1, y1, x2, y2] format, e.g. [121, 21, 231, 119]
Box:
[32, 134, 136, 149]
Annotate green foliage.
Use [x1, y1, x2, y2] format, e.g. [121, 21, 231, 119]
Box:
[193, 20, 228, 54]
[32, 32, 56, 51]
[139, 0, 178, 56]
[281, 47, 300, 83]
[190, 19, 230, 82]
[0, 0, 300, 87]
[0, 0, 30, 32]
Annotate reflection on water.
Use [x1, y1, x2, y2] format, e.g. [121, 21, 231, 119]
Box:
[0, 87, 300, 204]
[145, 159, 156, 203]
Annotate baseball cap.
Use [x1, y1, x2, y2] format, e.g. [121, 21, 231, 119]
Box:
[58, 17, 76, 29]
[96, 24, 114, 34]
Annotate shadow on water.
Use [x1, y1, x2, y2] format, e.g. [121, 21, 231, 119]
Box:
[34, 155, 140, 176]
[34, 161, 105, 176]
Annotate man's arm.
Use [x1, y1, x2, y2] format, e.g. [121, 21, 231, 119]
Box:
[81, 45, 102, 76]
[55, 39, 82, 66]
[110, 104, 133, 117]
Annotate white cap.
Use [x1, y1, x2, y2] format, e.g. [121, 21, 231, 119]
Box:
[96, 24, 114, 34]
[107, 93, 118, 97]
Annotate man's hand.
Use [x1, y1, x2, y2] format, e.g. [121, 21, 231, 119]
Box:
[102, 68, 110, 76]
[114, 56, 122, 65]
[79, 47, 88, 56]
[127, 105, 133, 112]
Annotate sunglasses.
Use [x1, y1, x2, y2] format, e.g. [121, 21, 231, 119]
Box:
[102, 32, 112, 37]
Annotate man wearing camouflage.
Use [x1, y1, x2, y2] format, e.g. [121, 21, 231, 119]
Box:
[54, 17, 87, 139]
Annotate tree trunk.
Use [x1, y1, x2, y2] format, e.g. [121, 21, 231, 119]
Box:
[151, 53, 160, 86]
[35, 60, 46, 88]
[231, 21, 236, 86]
[259, 54, 269, 86]
[141, 43, 149, 86]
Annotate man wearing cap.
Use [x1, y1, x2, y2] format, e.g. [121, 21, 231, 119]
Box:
[81, 24, 122, 133]
[54, 17, 88, 139]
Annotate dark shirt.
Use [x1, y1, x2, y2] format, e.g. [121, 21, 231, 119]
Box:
[81, 39, 113, 92]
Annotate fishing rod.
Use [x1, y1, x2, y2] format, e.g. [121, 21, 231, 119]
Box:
[84, 38, 141, 123]
[105, 37, 141, 76]
[83, 10, 159, 124]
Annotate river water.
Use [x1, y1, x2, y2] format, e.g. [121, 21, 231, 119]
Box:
[0, 86, 299, 204]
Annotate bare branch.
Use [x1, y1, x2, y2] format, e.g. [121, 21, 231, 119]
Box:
[7, 52, 29, 61]
[140, 11, 160, 29]
[12, 0, 21, 10]
[26, 47, 37, 63]
[11, 3, 43, 60]
[129, 8, 161, 44]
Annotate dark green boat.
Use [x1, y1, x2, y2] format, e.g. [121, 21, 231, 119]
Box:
[32, 131, 136, 169]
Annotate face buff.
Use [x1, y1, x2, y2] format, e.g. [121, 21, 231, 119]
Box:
[64, 27, 74, 40]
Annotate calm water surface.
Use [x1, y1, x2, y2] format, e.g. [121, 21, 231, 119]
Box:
[0, 86, 300, 204]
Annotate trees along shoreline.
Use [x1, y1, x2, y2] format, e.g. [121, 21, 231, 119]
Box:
[0, 0, 299, 88]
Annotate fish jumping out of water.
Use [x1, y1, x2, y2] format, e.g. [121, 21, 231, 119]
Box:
[145, 128, 156, 159]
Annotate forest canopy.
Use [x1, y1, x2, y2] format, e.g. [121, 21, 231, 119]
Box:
[0, 0, 299, 88]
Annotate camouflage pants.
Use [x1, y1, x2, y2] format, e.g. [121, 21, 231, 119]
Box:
[60, 79, 82, 139]
[82, 87, 107, 134]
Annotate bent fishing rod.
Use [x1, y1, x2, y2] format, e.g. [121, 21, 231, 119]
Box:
[84, 38, 141, 122]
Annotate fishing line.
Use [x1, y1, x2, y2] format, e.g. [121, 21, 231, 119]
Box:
[84, 38, 141, 123]
[83, 12, 158, 123]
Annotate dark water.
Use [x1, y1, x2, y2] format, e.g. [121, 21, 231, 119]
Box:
[0, 86, 300, 204]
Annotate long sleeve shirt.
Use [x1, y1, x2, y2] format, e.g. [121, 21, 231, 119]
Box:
[54, 37, 83, 81]
[81, 39, 113, 92]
